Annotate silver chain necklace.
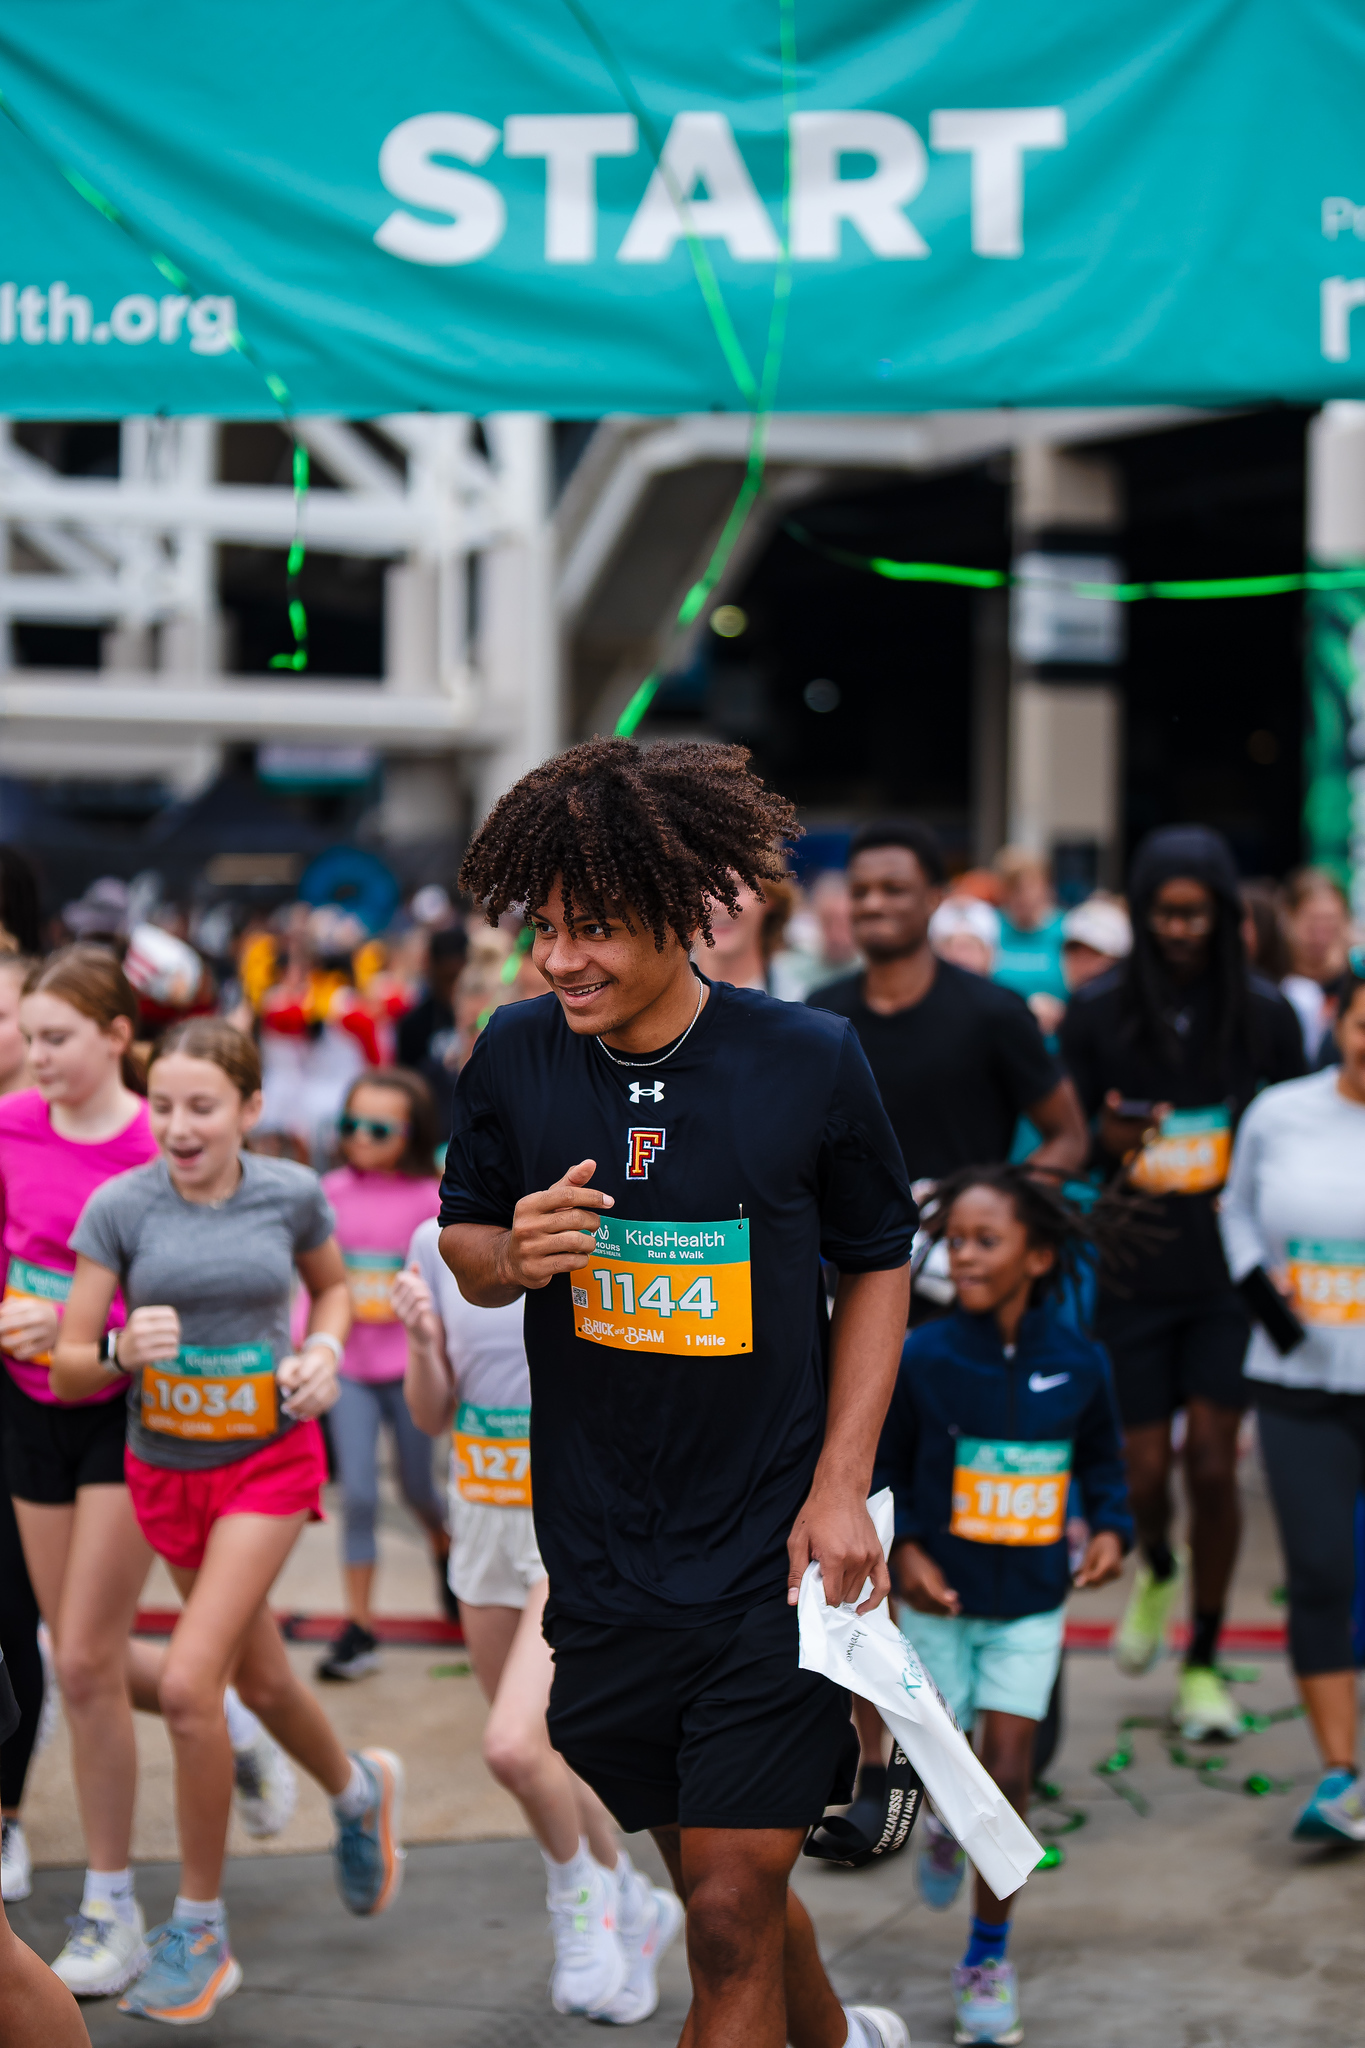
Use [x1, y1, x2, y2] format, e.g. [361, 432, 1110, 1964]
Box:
[593, 976, 706, 1070]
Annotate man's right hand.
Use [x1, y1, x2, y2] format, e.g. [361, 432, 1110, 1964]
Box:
[501, 1160, 614, 1291]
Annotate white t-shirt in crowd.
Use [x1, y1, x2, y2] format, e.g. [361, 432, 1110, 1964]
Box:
[407, 1215, 529, 1410]
[1219, 1065, 1365, 1393]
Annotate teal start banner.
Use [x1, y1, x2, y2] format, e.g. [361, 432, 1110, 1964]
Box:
[2, 0, 1365, 416]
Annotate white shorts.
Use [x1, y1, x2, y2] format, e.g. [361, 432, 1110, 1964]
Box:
[448, 1496, 546, 1609]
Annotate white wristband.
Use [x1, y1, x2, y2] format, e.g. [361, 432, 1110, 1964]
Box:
[300, 1330, 344, 1366]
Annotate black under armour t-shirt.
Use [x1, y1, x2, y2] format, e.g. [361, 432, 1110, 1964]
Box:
[809, 960, 1060, 1182]
[437, 975, 916, 1628]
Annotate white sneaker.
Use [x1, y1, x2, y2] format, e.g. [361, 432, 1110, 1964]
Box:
[548, 1860, 627, 2017]
[1, 1817, 32, 1902]
[593, 1863, 684, 2025]
[847, 2004, 912, 2048]
[233, 1724, 298, 1837]
[50, 1901, 149, 1998]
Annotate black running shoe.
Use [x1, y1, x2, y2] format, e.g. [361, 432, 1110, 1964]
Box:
[314, 1621, 382, 1682]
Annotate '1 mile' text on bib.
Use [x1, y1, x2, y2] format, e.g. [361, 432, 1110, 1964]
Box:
[453, 1402, 532, 1507]
[1286, 1239, 1365, 1326]
[344, 1250, 403, 1324]
[1, 1256, 72, 1366]
[950, 1439, 1071, 1546]
[141, 1343, 277, 1443]
[570, 1217, 752, 1356]
[1128, 1105, 1231, 1196]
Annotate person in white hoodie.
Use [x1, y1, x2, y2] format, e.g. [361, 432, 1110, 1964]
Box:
[1219, 949, 1365, 1847]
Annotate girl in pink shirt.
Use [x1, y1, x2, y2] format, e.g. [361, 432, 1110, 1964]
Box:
[313, 1069, 446, 1682]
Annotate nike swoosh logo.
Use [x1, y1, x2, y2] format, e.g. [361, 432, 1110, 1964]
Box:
[1028, 1372, 1070, 1392]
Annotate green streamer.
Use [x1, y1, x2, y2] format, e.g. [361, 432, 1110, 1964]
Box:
[786, 523, 1365, 602]
[580, 0, 795, 736]
[0, 82, 309, 672]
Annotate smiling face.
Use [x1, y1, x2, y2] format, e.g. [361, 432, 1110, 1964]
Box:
[528, 877, 695, 1039]
[847, 846, 941, 963]
[944, 1185, 1055, 1318]
[147, 1050, 262, 1194]
[20, 989, 131, 1107]
[340, 1081, 411, 1173]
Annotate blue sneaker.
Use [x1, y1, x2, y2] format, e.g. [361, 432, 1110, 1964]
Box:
[1294, 1768, 1365, 1844]
[117, 1918, 241, 2025]
[916, 1812, 967, 1910]
[952, 1959, 1023, 2045]
[333, 1747, 405, 1915]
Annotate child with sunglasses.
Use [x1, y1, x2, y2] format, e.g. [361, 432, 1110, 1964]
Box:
[314, 1069, 447, 1682]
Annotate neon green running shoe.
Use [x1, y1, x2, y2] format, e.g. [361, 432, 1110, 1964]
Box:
[1113, 1557, 1184, 1676]
[1175, 1664, 1242, 1742]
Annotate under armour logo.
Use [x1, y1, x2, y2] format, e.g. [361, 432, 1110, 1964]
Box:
[629, 1081, 665, 1104]
[627, 1127, 666, 1180]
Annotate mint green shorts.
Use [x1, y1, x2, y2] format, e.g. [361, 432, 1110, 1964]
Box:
[897, 1605, 1066, 1727]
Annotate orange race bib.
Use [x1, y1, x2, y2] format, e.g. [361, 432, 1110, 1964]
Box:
[1, 1257, 72, 1367]
[950, 1439, 1070, 1546]
[1286, 1239, 1365, 1326]
[452, 1403, 532, 1506]
[343, 1250, 403, 1324]
[1128, 1106, 1231, 1196]
[140, 1343, 277, 1444]
[570, 1217, 751, 1357]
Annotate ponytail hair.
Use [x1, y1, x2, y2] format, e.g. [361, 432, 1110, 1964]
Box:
[150, 1017, 262, 1099]
[24, 945, 144, 1094]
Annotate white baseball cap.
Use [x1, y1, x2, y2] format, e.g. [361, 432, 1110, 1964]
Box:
[1062, 894, 1132, 959]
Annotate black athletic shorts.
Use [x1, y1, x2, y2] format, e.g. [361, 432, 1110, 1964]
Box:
[1095, 1290, 1251, 1428]
[1, 1370, 128, 1504]
[544, 1591, 859, 1834]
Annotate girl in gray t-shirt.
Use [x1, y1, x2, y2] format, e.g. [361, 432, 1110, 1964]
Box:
[51, 1019, 404, 2024]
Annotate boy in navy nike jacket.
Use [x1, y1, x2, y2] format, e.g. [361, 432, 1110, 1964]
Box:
[873, 1165, 1132, 2048]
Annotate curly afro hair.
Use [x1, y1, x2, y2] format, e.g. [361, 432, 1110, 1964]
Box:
[459, 737, 800, 951]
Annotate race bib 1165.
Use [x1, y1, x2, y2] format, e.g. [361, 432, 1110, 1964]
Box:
[950, 1438, 1070, 1547]
[570, 1217, 751, 1356]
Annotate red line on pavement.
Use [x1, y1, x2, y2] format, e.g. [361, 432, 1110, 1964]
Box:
[133, 1608, 465, 1647]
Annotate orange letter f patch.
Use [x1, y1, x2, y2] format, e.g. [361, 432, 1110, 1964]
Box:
[626, 1127, 665, 1180]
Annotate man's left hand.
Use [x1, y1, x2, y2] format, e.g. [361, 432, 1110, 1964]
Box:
[787, 1482, 889, 1614]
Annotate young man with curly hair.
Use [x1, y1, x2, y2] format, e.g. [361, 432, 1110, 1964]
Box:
[438, 738, 917, 2048]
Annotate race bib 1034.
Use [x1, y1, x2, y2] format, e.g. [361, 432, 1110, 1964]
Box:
[570, 1216, 752, 1357]
[452, 1402, 532, 1506]
[1128, 1105, 1231, 1196]
[1286, 1239, 1365, 1326]
[950, 1438, 1071, 1547]
[343, 1249, 403, 1324]
[140, 1342, 277, 1443]
[1, 1256, 72, 1366]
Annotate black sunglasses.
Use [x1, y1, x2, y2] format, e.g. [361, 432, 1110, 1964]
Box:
[338, 1114, 408, 1141]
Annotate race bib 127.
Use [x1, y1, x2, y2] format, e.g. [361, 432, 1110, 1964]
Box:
[950, 1438, 1071, 1547]
[452, 1402, 532, 1507]
[570, 1216, 752, 1356]
[140, 1342, 277, 1443]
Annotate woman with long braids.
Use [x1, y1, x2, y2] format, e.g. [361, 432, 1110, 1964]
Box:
[1059, 826, 1303, 1741]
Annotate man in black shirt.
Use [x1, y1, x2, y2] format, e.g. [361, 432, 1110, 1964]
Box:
[438, 739, 916, 2048]
[1060, 825, 1304, 1742]
[809, 821, 1087, 1207]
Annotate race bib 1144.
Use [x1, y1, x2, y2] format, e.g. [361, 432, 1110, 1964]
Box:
[1128, 1105, 1231, 1196]
[140, 1343, 276, 1443]
[1286, 1239, 1365, 1326]
[570, 1216, 752, 1357]
[950, 1438, 1071, 1547]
